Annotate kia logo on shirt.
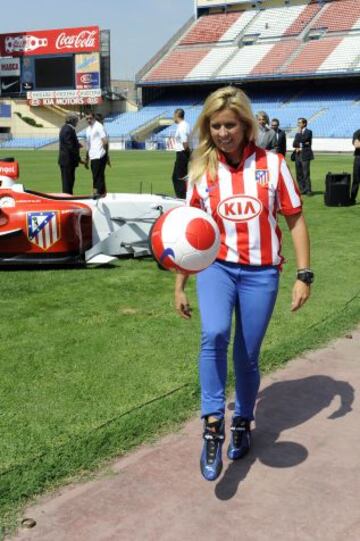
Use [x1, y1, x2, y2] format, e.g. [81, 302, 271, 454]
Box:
[217, 195, 263, 223]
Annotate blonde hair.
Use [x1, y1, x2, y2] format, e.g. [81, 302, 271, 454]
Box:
[189, 86, 258, 184]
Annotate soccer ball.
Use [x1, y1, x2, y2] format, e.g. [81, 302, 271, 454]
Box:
[150, 206, 220, 273]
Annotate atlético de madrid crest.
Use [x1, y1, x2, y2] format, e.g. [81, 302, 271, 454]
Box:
[27, 211, 60, 250]
[255, 169, 269, 186]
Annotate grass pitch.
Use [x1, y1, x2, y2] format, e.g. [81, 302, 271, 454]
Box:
[0, 150, 359, 534]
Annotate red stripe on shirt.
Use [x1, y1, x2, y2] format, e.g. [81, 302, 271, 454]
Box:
[206, 171, 229, 261]
[231, 168, 250, 264]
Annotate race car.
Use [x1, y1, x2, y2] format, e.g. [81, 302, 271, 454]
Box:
[0, 158, 184, 266]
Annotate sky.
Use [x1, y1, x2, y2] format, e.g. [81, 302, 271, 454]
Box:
[0, 0, 195, 80]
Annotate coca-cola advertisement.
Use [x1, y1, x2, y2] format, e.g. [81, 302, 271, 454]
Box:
[0, 26, 99, 57]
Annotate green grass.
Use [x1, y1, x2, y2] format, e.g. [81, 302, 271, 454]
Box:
[0, 150, 359, 535]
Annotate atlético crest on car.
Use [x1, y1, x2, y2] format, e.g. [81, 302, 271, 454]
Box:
[27, 211, 60, 250]
[255, 169, 269, 186]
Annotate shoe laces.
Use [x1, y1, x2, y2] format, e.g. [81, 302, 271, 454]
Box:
[203, 421, 224, 464]
[230, 417, 250, 447]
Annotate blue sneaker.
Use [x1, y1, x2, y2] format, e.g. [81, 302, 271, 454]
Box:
[200, 418, 225, 481]
[227, 417, 251, 460]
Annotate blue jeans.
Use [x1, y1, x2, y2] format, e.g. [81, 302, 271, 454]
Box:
[196, 260, 279, 420]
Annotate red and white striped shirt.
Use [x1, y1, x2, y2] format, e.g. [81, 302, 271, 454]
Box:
[186, 143, 302, 267]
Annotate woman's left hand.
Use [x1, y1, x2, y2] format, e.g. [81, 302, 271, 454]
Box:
[291, 280, 311, 311]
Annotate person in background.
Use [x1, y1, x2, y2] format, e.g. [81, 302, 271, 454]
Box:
[351, 128, 360, 204]
[85, 112, 109, 197]
[174, 87, 312, 482]
[271, 118, 287, 157]
[58, 113, 83, 195]
[95, 113, 111, 168]
[256, 111, 277, 151]
[172, 108, 191, 199]
[292, 117, 314, 196]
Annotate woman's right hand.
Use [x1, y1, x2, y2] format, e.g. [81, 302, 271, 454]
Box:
[175, 289, 192, 319]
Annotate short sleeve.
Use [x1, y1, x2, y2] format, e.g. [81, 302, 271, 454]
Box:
[98, 124, 107, 139]
[179, 123, 189, 144]
[276, 157, 302, 215]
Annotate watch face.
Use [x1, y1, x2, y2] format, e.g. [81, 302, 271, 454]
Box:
[297, 271, 314, 284]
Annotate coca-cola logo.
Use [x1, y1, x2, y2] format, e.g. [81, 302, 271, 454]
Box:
[56, 30, 97, 50]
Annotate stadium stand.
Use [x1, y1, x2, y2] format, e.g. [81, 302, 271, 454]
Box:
[218, 42, 275, 78]
[0, 137, 57, 149]
[285, 37, 343, 74]
[284, 3, 322, 36]
[142, 0, 360, 85]
[185, 47, 237, 80]
[180, 12, 244, 44]
[144, 48, 211, 82]
[251, 40, 299, 75]
[241, 4, 309, 40]
[310, 0, 360, 33]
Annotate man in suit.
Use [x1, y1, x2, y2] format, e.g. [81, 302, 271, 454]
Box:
[292, 117, 314, 195]
[58, 113, 82, 195]
[256, 111, 277, 151]
[271, 118, 287, 157]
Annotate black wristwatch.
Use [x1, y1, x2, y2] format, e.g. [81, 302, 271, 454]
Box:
[297, 268, 314, 285]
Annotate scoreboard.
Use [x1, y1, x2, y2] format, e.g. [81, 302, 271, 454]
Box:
[0, 26, 110, 105]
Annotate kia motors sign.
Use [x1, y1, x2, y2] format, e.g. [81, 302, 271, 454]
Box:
[0, 58, 20, 77]
[28, 97, 103, 106]
[0, 26, 99, 57]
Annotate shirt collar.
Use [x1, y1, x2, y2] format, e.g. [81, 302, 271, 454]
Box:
[217, 142, 256, 171]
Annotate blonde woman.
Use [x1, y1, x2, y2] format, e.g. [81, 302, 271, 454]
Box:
[174, 87, 312, 481]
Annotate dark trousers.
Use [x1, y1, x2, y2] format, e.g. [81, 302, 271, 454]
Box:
[91, 155, 107, 195]
[295, 157, 312, 194]
[60, 165, 76, 195]
[351, 156, 360, 202]
[172, 149, 190, 199]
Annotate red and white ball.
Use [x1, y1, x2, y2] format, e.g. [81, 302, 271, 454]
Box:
[151, 206, 220, 273]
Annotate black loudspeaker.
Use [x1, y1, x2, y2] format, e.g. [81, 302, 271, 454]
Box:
[324, 172, 351, 207]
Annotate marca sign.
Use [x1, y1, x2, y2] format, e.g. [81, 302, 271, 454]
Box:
[0, 26, 99, 57]
[217, 195, 263, 223]
[0, 58, 20, 77]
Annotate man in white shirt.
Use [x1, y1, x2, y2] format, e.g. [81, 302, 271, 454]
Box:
[85, 112, 109, 196]
[172, 108, 191, 199]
